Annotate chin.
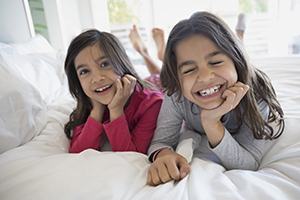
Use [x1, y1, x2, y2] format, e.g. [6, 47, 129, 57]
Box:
[195, 99, 225, 110]
[201, 104, 221, 110]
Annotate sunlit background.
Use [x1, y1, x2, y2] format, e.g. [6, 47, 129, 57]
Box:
[27, 0, 300, 66]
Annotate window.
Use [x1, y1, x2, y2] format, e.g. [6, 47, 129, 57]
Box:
[239, 0, 300, 56]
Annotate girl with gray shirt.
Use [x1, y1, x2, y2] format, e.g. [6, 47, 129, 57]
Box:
[147, 11, 285, 186]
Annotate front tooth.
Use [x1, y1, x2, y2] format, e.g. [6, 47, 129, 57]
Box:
[97, 85, 110, 92]
[199, 85, 221, 96]
[205, 89, 210, 95]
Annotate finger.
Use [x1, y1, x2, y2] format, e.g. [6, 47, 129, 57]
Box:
[222, 89, 247, 112]
[178, 158, 190, 179]
[165, 159, 181, 180]
[221, 89, 236, 109]
[226, 84, 249, 95]
[123, 74, 137, 88]
[115, 77, 123, 90]
[227, 82, 249, 93]
[147, 170, 155, 186]
[224, 84, 249, 104]
[157, 163, 173, 183]
[120, 76, 131, 95]
[222, 82, 248, 99]
[148, 166, 163, 186]
[123, 74, 135, 80]
[122, 75, 136, 96]
[114, 77, 123, 96]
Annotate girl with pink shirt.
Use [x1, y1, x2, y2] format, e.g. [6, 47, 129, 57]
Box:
[64, 29, 163, 154]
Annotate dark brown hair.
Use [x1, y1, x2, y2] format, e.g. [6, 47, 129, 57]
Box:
[161, 11, 284, 140]
[64, 29, 152, 139]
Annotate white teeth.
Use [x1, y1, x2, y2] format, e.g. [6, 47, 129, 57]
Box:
[199, 85, 221, 96]
[96, 85, 111, 92]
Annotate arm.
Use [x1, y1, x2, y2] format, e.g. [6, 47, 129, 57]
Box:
[209, 100, 269, 170]
[103, 97, 162, 154]
[147, 94, 184, 155]
[69, 116, 105, 153]
[147, 94, 190, 186]
[108, 75, 136, 122]
[104, 74, 162, 153]
[201, 82, 249, 148]
[70, 92, 107, 153]
[202, 82, 266, 170]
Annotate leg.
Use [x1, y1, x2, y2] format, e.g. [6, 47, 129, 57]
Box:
[236, 13, 248, 41]
[129, 25, 160, 75]
[152, 28, 165, 61]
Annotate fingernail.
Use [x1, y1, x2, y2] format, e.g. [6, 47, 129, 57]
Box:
[181, 172, 187, 178]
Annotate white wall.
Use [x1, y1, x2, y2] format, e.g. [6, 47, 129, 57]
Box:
[151, 0, 238, 35]
[42, 0, 110, 51]
[0, 0, 35, 43]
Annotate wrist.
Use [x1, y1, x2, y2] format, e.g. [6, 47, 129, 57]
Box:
[153, 148, 171, 162]
[109, 108, 124, 122]
[203, 121, 225, 148]
[90, 108, 104, 123]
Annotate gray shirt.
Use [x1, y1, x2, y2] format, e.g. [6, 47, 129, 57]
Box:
[148, 93, 269, 170]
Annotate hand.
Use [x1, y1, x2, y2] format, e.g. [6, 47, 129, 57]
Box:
[147, 149, 190, 186]
[201, 81, 249, 123]
[108, 74, 137, 121]
[201, 81, 249, 147]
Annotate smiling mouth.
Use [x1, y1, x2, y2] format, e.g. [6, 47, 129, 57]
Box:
[95, 85, 112, 93]
[196, 85, 223, 96]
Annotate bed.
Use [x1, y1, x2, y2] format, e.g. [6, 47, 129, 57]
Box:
[0, 33, 299, 200]
[1, 4, 300, 199]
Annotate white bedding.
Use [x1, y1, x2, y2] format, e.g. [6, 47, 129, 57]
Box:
[0, 36, 300, 200]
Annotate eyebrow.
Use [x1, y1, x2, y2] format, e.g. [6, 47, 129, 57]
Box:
[178, 60, 196, 69]
[205, 51, 223, 59]
[75, 55, 107, 71]
[178, 51, 224, 69]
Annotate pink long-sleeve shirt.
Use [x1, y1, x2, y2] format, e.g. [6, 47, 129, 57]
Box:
[70, 86, 163, 154]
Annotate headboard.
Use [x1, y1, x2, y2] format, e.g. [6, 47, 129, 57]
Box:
[0, 0, 35, 43]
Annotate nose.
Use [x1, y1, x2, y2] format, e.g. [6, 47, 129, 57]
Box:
[196, 67, 214, 83]
[91, 70, 105, 83]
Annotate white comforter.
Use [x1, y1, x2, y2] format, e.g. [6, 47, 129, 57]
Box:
[0, 40, 299, 199]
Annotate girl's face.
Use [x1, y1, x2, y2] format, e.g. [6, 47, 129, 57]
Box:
[74, 45, 120, 105]
[176, 34, 238, 110]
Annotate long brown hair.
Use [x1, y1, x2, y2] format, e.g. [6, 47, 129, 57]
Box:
[161, 11, 284, 140]
[64, 29, 152, 139]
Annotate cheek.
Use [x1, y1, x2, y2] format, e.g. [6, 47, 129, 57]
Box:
[107, 70, 120, 80]
[224, 66, 238, 86]
[180, 76, 193, 96]
[79, 80, 90, 94]
[230, 70, 238, 85]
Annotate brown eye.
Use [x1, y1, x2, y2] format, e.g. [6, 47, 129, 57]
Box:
[79, 69, 89, 75]
[100, 61, 110, 67]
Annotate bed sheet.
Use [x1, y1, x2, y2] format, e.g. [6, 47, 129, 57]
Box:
[0, 54, 300, 200]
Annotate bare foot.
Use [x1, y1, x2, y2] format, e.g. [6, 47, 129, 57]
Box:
[152, 28, 165, 61]
[129, 25, 147, 55]
[129, 25, 160, 75]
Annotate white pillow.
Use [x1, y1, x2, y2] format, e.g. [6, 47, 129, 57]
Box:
[0, 46, 47, 154]
[14, 53, 65, 105]
[8, 34, 55, 55]
[0, 36, 66, 154]
[0, 44, 65, 106]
